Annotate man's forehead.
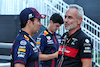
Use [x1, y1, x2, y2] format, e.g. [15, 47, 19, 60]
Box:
[66, 8, 77, 13]
[53, 23, 61, 26]
[65, 8, 77, 16]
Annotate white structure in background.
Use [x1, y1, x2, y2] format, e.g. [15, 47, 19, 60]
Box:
[0, 0, 100, 67]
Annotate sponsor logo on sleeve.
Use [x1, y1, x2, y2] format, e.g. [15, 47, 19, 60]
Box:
[18, 48, 26, 52]
[84, 50, 91, 53]
[83, 39, 92, 53]
[84, 43, 91, 46]
[20, 40, 27, 45]
[19, 46, 26, 49]
[85, 39, 90, 43]
[17, 51, 26, 58]
[18, 40, 27, 58]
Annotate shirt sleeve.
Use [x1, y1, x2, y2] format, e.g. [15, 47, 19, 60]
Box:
[79, 37, 93, 59]
[36, 35, 47, 52]
[13, 39, 30, 65]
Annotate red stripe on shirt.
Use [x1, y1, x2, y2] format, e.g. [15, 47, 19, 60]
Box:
[52, 59, 55, 67]
[53, 35, 57, 44]
[35, 61, 38, 67]
[14, 61, 26, 64]
[58, 45, 79, 58]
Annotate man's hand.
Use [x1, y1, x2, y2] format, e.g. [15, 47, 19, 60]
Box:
[39, 51, 58, 61]
[53, 51, 58, 58]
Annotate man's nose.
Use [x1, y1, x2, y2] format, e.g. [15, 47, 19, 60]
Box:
[64, 17, 68, 23]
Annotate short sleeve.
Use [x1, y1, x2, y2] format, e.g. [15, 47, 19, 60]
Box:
[79, 37, 93, 59]
[13, 39, 30, 65]
[36, 35, 47, 52]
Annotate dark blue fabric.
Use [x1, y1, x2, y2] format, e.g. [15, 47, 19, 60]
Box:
[11, 30, 39, 67]
[36, 29, 61, 67]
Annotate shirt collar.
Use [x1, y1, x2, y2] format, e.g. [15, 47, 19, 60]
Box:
[45, 28, 56, 35]
[68, 28, 81, 38]
[19, 30, 34, 42]
[19, 29, 29, 37]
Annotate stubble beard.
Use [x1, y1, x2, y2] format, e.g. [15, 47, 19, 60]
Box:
[65, 21, 77, 30]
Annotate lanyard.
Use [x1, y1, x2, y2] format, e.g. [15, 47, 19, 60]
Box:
[58, 37, 71, 67]
[62, 38, 71, 55]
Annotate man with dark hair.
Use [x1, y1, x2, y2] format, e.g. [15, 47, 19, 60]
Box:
[36, 13, 64, 67]
[11, 7, 46, 67]
[58, 4, 93, 67]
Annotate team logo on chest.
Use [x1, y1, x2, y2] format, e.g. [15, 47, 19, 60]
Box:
[46, 36, 54, 44]
[71, 38, 78, 45]
[46, 36, 51, 40]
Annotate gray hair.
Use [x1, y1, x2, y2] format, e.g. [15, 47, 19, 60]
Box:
[69, 4, 84, 19]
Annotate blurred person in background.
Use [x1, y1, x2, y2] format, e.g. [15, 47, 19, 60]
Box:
[36, 13, 64, 67]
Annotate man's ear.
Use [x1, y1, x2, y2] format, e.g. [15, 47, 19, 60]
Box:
[27, 20, 32, 27]
[50, 20, 53, 24]
[77, 17, 82, 24]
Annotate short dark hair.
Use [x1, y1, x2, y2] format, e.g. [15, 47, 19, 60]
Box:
[50, 13, 64, 24]
[20, 21, 27, 28]
[20, 18, 34, 28]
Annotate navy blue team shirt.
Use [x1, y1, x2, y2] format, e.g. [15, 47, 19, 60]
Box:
[11, 30, 39, 67]
[36, 29, 61, 67]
